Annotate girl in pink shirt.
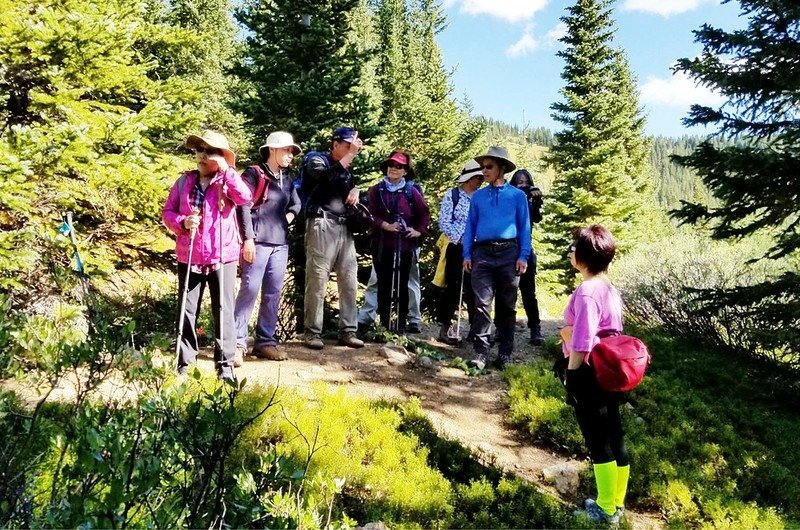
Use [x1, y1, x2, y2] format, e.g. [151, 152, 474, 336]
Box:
[560, 225, 629, 525]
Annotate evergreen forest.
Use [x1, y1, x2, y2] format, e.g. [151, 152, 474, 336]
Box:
[0, 0, 798, 528]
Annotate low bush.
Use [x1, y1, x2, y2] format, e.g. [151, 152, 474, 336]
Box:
[397, 398, 572, 529]
[504, 330, 800, 528]
[612, 231, 800, 370]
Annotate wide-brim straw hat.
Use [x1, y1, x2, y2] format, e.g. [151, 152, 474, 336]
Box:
[259, 131, 302, 158]
[185, 130, 236, 167]
[456, 160, 483, 183]
[474, 146, 516, 173]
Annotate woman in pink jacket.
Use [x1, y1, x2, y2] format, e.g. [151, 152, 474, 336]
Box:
[162, 131, 252, 380]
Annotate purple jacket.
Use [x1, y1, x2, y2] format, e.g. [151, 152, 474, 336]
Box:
[368, 181, 431, 252]
[162, 168, 252, 265]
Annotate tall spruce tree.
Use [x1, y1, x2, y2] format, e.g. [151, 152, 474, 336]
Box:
[672, 0, 800, 362]
[0, 0, 215, 306]
[141, 0, 246, 148]
[369, 0, 482, 194]
[234, 0, 375, 153]
[543, 0, 655, 289]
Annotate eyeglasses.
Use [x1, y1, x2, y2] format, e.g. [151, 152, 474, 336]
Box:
[481, 163, 497, 170]
[387, 162, 407, 170]
[195, 146, 222, 156]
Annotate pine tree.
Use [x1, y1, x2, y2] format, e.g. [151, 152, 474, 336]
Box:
[672, 0, 800, 362]
[233, 0, 375, 152]
[369, 0, 482, 194]
[0, 0, 213, 305]
[141, 0, 246, 148]
[543, 0, 656, 289]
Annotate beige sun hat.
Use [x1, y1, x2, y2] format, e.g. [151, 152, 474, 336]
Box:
[185, 130, 236, 167]
[474, 146, 516, 173]
[456, 160, 483, 183]
[259, 131, 302, 158]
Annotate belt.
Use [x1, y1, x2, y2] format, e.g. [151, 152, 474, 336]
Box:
[308, 208, 346, 223]
[473, 238, 517, 251]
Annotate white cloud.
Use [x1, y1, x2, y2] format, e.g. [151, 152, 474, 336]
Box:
[544, 21, 568, 43]
[449, 0, 548, 23]
[621, 0, 717, 17]
[640, 71, 725, 108]
[505, 22, 565, 58]
[506, 29, 538, 57]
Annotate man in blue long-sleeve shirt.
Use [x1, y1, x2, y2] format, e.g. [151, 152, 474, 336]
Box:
[463, 146, 531, 369]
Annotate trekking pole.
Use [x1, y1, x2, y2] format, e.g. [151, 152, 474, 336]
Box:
[176, 208, 199, 367]
[389, 215, 403, 332]
[455, 267, 465, 341]
[389, 240, 399, 332]
[218, 183, 226, 369]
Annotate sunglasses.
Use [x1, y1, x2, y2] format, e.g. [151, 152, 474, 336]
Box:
[195, 146, 222, 156]
[481, 163, 497, 170]
[567, 243, 576, 253]
[387, 162, 407, 170]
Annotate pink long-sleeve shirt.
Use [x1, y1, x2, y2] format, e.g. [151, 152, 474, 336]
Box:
[162, 168, 252, 265]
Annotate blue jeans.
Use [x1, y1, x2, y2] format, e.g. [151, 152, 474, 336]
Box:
[234, 243, 289, 348]
[358, 248, 421, 325]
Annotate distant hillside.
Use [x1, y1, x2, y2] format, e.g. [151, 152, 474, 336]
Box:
[474, 118, 717, 210]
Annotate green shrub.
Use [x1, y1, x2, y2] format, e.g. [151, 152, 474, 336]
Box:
[613, 230, 799, 369]
[397, 398, 572, 529]
[242, 386, 453, 526]
[504, 330, 800, 528]
[505, 363, 584, 453]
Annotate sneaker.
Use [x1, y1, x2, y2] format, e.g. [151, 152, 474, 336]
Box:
[304, 334, 324, 350]
[574, 498, 619, 525]
[530, 326, 544, 346]
[468, 353, 487, 370]
[406, 322, 422, 334]
[253, 344, 288, 361]
[234, 344, 247, 367]
[495, 353, 513, 370]
[338, 332, 364, 348]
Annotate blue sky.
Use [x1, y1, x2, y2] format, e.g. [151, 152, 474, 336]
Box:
[436, 0, 745, 137]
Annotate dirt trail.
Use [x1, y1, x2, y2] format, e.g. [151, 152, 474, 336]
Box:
[191, 317, 663, 530]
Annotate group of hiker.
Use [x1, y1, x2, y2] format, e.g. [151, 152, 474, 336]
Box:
[161, 126, 631, 525]
[162, 127, 547, 377]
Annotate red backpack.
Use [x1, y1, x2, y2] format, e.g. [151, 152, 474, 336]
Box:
[588, 330, 651, 392]
[249, 165, 270, 208]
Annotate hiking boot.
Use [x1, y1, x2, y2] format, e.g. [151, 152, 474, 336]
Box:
[468, 353, 487, 370]
[338, 332, 364, 348]
[234, 344, 247, 367]
[406, 322, 422, 334]
[438, 324, 459, 345]
[495, 353, 513, 370]
[574, 498, 619, 525]
[530, 326, 544, 346]
[304, 334, 324, 350]
[218, 369, 236, 384]
[253, 344, 288, 361]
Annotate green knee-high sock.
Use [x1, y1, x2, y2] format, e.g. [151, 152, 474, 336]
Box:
[593, 461, 617, 515]
[614, 465, 630, 509]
